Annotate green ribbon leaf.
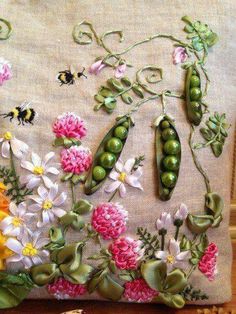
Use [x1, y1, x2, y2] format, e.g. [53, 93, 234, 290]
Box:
[141, 260, 166, 292]
[87, 269, 108, 293]
[44, 226, 65, 251]
[97, 275, 124, 301]
[205, 192, 224, 228]
[164, 269, 187, 294]
[30, 263, 60, 286]
[0, 272, 34, 309]
[72, 199, 93, 215]
[155, 292, 185, 309]
[187, 214, 214, 234]
[59, 211, 85, 231]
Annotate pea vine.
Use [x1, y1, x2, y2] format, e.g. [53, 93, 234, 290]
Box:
[0, 18, 12, 40]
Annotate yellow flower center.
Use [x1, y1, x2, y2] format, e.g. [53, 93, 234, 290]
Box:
[22, 243, 38, 256]
[42, 200, 53, 210]
[3, 132, 12, 141]
[12, 217, 22, 227]
[33, 166, 44, 175]
[166, 255, 175, 264]
[118, 172, 126, 183]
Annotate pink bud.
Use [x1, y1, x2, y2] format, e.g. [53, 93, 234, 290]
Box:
[89, 60, 106, 75]
[115, 63, 126, 78]
[172, 47, 188, 65]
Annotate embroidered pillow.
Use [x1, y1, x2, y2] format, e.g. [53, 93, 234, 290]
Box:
[0, 1, 234, 310]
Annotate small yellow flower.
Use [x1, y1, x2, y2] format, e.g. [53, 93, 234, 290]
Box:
[118, 172, 126, 183]
[42, 200, 53, 210]
[22, 243, 38, 257]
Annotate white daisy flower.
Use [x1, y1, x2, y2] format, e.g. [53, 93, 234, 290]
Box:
[0, 131, 29, 159]
[20, 152, 59, 189]
[105, 158, 143, 198]
[0, 202, 34, 239]
[155, 238, 190, 272]
[28, 184, 67, 228]
[5, 231, 49, 269]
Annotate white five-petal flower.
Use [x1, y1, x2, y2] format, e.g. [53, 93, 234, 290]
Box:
[155, 238, 190, 272]
[156, 212, 172, 231]
[0, 202, 34, 239]
[28, 184, 67, 227]
[105, 158, 143, 198]
[0, 131, 29, 159]
[5, 231, 49, 269]
[20, 152, 59, 189]
[174, 203, 189, 221]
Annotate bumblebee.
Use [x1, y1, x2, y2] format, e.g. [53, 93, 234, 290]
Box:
[57, 67, 87, 85]
[1, 102, 37, 125]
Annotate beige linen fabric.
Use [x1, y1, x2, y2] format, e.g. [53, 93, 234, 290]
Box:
[0, 0, 235, 305]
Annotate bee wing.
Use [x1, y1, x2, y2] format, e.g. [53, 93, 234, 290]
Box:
[19, 101, 31, 110]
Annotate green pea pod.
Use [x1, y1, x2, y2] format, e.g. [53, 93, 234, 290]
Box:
[187, 214, 214, 234]
[155, 115, 181, 201]
[185, 65, 203, 125]
[84, 116, 134, 195]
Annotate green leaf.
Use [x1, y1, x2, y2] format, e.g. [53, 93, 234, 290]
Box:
[94, 103, 104, 111]
[205, 32, 219, 47]
[200, 128, 214, 141]
[180, 235, 192, 251]
[72, 199, 93, 215]
[192, 37, 204, 51]
[61, 172, 73, 181]
[184, 25, 194, 33]
[141, 260, 166, 292]
[121, 76, 132, 87]
[98, 86, 113, 97]
[44, 226, 65, 251]
[164, 269, 187, 294]
[0, 273, 34, 309]
[97, 275, 124, 301]
[53, 137, 65, 147]
[155, 292, 185, 309]
[64, 263, 93, 284]
[187, 214, 214, 234]
[94, 94, 105, 103]
[132, 84, 144, 98]
[181, 15, 192, 25]
[211, 141, 223, 157]
[88, 269, 108, 293]
[121, 92, 133, 104]
[107, 78, 124, 92]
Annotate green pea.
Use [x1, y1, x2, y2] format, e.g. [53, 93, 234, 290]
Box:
[92, 166, 106, 181]
[163, 140, 181, 155]
[91, 179, 97, 187]
[161, 128, 176, 141]
[99, 152, 116, 169]
[162, 188, 170, 197]
[114, 126, 128, 139]
[106, 137, 123, 153]
[161, 120, 170, 129]
[122, 121, 129, 129]
[161, 172, 177, 188]
[192, 69, 197, 75]
[190, 101, 201, 112]
[190, 75, 200, 87]
[190, 87, 202, 101]
[163, 155, 180, 171]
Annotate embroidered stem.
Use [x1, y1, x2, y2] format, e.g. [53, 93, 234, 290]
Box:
[108, 189, 118, 202]
[0, 18, 12, 40]
[174, 226, 180, 241]
[161, 233, 165, 251]
[189, 125, 211, 193]
[70, 181, 76, 204]
[186, 264, 197, 279]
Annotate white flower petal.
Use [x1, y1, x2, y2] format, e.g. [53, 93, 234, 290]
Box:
[125, 175, 143, 190]
[21, 161, 34, 172]
[23, 256, 33, 268]
[49, 184, 58, 200]
[124, 158, 135, 174]
[105, 181, 121, 193]
[133, 167, 143, 179]
[115, 158, 124, 172]
[38, 211, 50, 227]
[0, 216, 13, 229]
[176, 251, 190, 261]
[20, 174, 34, 185]
[52, 208, 66, 218]
[28, 203, 42, 212]
[35, 238, 49, 249]
[53, 192, 67, 206]
[27, 176, 41, 189]
[37, 185, 48, 199]
[109, 170, 119, 181]
[31, 152, 41, 166]
[119, 183, 126, 198]
[11, 138, 28, 159]
[5, 238, 23, 254]
[1, 141, 10, 158]
[169, 239, 180, 256]
[156, 219, 163, 230]
[45, 166, 59, 175]
[7, 254, 23, 263]
[42, 175, 54, 188]
[43, 152, 55, 166]
[32, 255, 42, 265]
[155, 251, 167, 261]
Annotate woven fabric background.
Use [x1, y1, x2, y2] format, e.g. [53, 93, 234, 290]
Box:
[0, 0, 235, 305]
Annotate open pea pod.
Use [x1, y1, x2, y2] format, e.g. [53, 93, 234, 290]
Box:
[154, 115, 181, 201]
[185, 65, 203, 125]
[84, 116, 134, 195]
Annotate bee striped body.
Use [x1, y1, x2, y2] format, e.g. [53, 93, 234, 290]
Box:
[1, 103, 36, 125]
[57, 67, 87, 86]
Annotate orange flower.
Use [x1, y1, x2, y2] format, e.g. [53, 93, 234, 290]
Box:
[0, 231, 13, 270]
[0, 183, 10, 214]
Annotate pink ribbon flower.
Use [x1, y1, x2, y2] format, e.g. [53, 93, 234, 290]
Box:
[114, 63, 126, 78]
[89, 59, 106, 75]
[0, 58, 12, 86]
[172, 47, 188, 65]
